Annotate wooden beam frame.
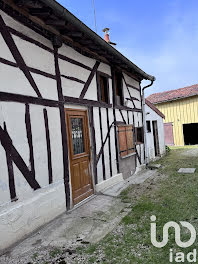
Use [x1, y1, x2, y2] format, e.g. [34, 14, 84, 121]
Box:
[0, 14, 42, 98]
[79, 61, 100, 99]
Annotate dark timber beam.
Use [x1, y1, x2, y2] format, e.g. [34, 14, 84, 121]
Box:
[79, 61, 100, 99]
[54, 47, 70, 211]
[0, 15, 42, 98]
[43, 109, 53, 185]
[4, 123, 18, 202]
[0, 92, 60, 108]
[29, 8, 52, 17]
[80, 40, 94, 45]
[0, 124, 41, 190]
[111, 67, 120, 173]
[45, 19, 66, 27]
[67, 32, 83, 38]
[88, 107, 98, 184]
[14, 0, 42, 8]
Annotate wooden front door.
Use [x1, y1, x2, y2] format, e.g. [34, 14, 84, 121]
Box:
[152, 121, 160, 157]
[65, 109, 93, 205]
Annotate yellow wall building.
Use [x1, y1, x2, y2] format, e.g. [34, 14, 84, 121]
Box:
[147, 84, 198, 146]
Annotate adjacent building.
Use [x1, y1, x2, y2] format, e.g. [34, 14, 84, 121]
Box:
[147, 84, 198, 146]
[145, 100, 165, 161]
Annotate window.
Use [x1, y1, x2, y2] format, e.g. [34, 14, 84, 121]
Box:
[118, 125, 135, 157]
[146, 121, 151, 133]
[98, 74, 109, 104]
[115, 72, 124, 105]
[71, 118, 85, 155]
[136, 127, 144, 144]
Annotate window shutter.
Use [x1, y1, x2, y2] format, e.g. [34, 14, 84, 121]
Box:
[118, 126, 128, 157]
[126, 125, 134, 155]
[118, 125, 134, 157]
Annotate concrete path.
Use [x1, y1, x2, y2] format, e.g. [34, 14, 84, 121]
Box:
[101, 169, 156, 197]
[0, 168, 157, 264]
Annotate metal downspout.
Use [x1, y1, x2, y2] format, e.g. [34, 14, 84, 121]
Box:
[142, 79, 155, 166]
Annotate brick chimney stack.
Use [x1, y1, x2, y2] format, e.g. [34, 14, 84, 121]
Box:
[103, 28, 110, 43]
[103, 28, 116, 46]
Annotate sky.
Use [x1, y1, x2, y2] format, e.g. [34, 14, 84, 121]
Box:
[57, 0, 198, 96]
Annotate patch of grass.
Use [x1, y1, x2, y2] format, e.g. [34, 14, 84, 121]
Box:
[49, 248, 61, 258]
[81, 147, 198, 263]
[31, 252, 38, 260]
[120, 188, 131, 203]
[170, 145, 198, 149]
[85, 244, 97, 254]
[88, 256, 97, 263]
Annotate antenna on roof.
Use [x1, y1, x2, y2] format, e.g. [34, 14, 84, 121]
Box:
[93, 0, 97, 33]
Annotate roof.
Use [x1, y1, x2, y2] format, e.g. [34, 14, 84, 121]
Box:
[9, 0, 155, 81]
[145, 99, 165, 119]
[147, 84, 198, 104]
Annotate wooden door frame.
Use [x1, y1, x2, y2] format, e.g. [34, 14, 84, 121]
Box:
[152, 120, 160, 157]
[65, 108, 93, 206]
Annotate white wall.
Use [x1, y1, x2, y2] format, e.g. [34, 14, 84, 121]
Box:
[145, 104, 166, 161]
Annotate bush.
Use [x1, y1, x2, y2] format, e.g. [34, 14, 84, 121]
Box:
[166, 145, 171, 153]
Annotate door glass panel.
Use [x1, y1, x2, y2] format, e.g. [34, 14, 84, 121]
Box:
[71, 118, 85, 155]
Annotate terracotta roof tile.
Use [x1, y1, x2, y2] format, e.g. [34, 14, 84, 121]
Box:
[147, 84, 198, 104]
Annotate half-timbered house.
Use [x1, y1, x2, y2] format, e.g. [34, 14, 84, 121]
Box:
[0, 0, 155, 251]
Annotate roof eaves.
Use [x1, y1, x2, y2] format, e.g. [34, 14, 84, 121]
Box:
[146, 99, 165, 119]
[39, 0, 155, 81]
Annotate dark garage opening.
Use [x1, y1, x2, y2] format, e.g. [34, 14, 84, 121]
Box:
[183, 123, 198, 145]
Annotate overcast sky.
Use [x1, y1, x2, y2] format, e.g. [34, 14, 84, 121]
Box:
[57, 0, 198, 96]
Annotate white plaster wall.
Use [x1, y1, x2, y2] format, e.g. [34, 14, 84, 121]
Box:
[98, 62, 111, 76]
[84, 76, 97, 101]
[0, 11, 53, 50]
[108, 108, 117, 176]
[100, 108, 110, 180]
[59, 58, 90, 83]
[123, 73, 140, 89]
[0, 180, 66, 252]
[0, 63, 37, 96]
[0, 34, 15, 62]
[145, 104, 166, 161]
[59, 43, 95, 69]
[1, 102, 30, 166]
[122, 74, 141, 109]
[0, 102, 65, 253]
[32, 74, 58, 101]
[108, 79, 113, 105]
[61, 77, 83, 98]
[30, 105, 48, 187]
[0, 103, 65, 204]
[93, 107, 103, 184]
[47, 107, 64, 183]
[13, 35, 55, 75]
[0, 10, 114, 104]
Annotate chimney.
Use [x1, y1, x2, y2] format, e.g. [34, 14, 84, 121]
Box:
[103, 28, 116, 46]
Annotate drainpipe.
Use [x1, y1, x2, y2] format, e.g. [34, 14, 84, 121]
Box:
[142, 79, 155, 166]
